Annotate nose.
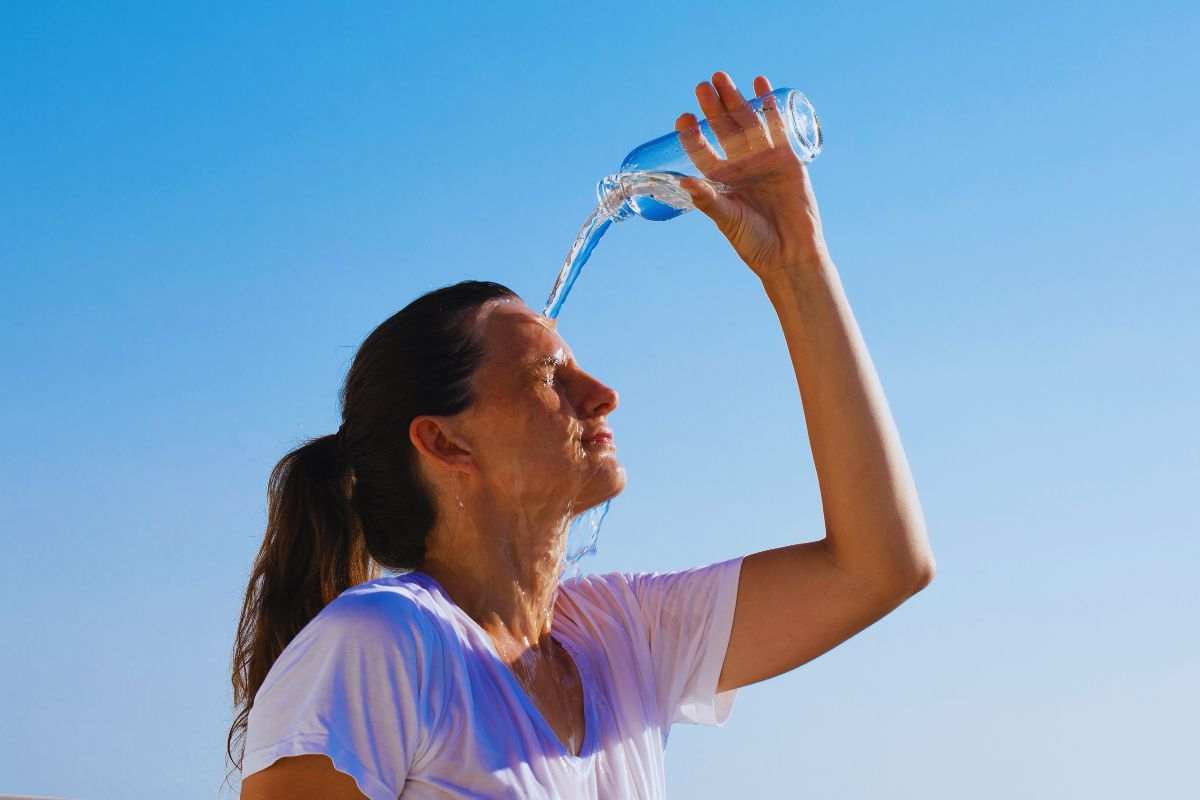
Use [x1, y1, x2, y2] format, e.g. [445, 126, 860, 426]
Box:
[582, 374, 619, 418]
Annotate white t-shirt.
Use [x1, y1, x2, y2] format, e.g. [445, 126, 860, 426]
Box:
[243, 556, 744, 799]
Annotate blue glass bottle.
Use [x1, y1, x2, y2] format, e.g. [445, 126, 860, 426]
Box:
[597, 87, 822, 222]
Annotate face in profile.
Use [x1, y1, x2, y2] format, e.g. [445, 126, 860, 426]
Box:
[458, 298, 626, 518]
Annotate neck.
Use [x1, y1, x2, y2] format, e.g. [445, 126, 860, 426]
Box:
[421, 492, 571, 658]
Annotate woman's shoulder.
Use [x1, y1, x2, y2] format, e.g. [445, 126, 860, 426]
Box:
[254, 573, 460, 705]
[299, 571, 457, 651]
[555, 570, 643, 630]
[246, 573, 456, 788]
[555, 557, 745, 631]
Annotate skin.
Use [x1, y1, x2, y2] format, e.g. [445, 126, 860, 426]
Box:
[243, 70, 935, 799]
[413, 297, 623, 757]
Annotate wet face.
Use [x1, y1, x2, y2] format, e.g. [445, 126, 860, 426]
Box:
[457, 298, 626, 518]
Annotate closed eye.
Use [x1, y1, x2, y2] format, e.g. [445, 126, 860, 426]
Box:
[534, 354, 575, 388]
[535, 362, 560, 388]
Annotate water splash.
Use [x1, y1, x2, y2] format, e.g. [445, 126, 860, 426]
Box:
[562, 499, 611, 579]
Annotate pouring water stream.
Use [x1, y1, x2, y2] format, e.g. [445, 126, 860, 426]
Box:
[546, 170, 730, 577]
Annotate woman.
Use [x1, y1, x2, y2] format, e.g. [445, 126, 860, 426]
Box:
[230, 71, 935, 799]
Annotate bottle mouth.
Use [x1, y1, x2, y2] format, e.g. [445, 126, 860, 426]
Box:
[596, 174, 635, 221]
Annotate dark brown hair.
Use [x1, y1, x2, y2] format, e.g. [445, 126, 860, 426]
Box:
[227, 279, 518, 770]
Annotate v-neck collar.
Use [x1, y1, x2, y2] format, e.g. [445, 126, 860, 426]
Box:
[405, 570, 599, 766]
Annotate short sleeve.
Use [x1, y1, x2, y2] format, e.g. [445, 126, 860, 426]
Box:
[242, 586, 444, 800]
[627, 556, 744, 727]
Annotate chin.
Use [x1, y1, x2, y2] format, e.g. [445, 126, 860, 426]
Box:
[572, 460, 626, 511]
[589, 462, 628, 507]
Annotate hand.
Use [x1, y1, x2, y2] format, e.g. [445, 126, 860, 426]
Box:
[676, 72, 831, 282]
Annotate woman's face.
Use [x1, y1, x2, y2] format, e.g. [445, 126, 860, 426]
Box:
[456, 298, 625, 518]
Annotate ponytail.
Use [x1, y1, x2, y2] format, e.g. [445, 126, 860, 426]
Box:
[226, 279, 519, 773]
[227, 431, 376, 770]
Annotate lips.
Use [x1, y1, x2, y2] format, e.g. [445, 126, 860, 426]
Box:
[582, 428, 614, 444]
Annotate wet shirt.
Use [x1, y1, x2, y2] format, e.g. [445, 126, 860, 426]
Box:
[243, 557, 743, 799]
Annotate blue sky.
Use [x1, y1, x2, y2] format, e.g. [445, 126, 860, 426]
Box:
[2, 2, 1197, 797]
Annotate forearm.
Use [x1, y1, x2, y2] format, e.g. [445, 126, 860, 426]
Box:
[761, 258, 934, 593]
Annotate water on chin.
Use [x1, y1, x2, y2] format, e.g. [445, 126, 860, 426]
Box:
[563, 500, 610, 579]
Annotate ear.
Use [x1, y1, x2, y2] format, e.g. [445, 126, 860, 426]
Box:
[409, 415, 476, 475]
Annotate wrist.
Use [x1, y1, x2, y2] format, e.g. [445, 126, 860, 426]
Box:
[758, 256, 837, 295]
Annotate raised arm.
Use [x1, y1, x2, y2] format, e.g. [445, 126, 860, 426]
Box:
[675, 72, 935, 692]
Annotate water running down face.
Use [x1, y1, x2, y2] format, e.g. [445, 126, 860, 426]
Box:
[416, 298, 626, 535]
[467, 299, 625, 518]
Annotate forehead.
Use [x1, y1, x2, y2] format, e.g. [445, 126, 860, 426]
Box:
[476, 300, 572, 365]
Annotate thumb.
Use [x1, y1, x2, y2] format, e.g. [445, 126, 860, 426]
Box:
[680, 177, 737, 225]
[686, 176, 739, 232]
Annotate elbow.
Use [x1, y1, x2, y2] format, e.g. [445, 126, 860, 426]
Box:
[902, 556, 936, 596]
[854, 557, 936, 606]
[910, 559, 936, 593]
[877, 555, 935, 600]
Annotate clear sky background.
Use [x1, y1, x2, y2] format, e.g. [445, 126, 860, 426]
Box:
[2, 2, 1197, 798]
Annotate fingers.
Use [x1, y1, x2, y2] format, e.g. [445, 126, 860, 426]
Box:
[754, 75, 788, 148]
[694, 79, 727, 125]
[694, 80, 738, 155]
[695, 71, 769, 156]
[713, 72, 769, 151]
[675, 112, 723, 176]
[711, 71, 749, 115]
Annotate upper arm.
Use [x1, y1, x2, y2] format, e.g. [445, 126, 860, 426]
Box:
[241, 754, 368, 800]
[717, 540, 930, 693]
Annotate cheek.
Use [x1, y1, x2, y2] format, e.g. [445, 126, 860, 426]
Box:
[516, 408, 573, 452]
[500, 395, 582, 463]
[539, 416, 585, 463]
